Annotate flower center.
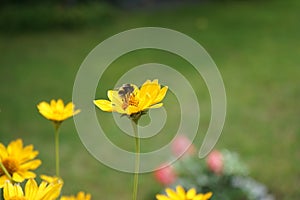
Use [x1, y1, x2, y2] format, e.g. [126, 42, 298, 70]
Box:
[128, 94, 139, 107]
[52, 110, 64, 118]
[118, 84, 139, 110]
[0, 158, 18, 176]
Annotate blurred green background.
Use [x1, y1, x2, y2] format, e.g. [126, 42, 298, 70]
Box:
[0, 0, 299, 199]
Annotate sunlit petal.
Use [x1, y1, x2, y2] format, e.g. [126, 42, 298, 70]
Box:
[176, 186, 186, 199]
[94, 100, 113, 112]
[166, 188, 181, 200]
[25, 179, 38, 199]
[12, 172, 25, 182]
[186, 188, 196, 199]
[154, 86, 168, 104]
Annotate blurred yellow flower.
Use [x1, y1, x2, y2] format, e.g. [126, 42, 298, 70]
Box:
[3, 178, 63, 200]
[156, 186, 212, 200]
[40, 174, 63, 184]
[0, 139, 41, 188]
[94, 79, 168, 118]
[37, 99, 80, 123]
[61, 191, 91, 200]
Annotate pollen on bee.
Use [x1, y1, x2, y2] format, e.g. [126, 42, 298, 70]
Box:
[118, 84, 137, 110]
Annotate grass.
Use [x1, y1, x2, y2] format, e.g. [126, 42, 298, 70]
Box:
[0, 0, 300, 199]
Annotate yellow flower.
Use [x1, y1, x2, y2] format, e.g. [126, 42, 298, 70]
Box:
[60, 191, 91, 200]
[156, 186, 213, 200]
[94, 79, 168, 118]
[37, 99, 80, 123]
[40, 174, 63, 184]
[3, 178, 63, 200]
[0, 139, 41, 188]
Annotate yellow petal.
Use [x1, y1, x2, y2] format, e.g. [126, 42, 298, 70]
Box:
[156, 194, 171, 200]
[42, 181, 63, 200]
[152, 79, 159, 84]
[15, 183, 24, 197]
[186, 188, 196, 199]
[108, 90, 123, 107]
[73, 109, 81, 116]
[142, 80, 151, 86]
[176, 186, 186, 199]
[0, 143, 8, 159]
[149, 103, 163, 109]
[139, 80, 160, 101]
[194, 194, 204, 200]
[113, 105, 127, 114]
[203, 192, 212, 200]
[94, 100, 113, 112]
[3, 181, 18, 199]
[153, 86, 168, 104]
[78, 191, 85, 198]
[166, 188, 180, 200]
[50, 99, 56, 108]
[16, 171, 36, 179]
[12, 172, 25, 182]
[64, 102, 79, 116]
[0, 175, 9, 188]
[18, 148, 39, 164]
[139, 80, 165, 110]
[138, 96, 152, 110]
[86, 193, 92, 200]
[40, 175, 62, 184]
[3, 181, 10, 199]
[64, 102, 74, 111]
[7, 139, 23, 156]
[25, 179, 38, 199]
[37, 101, 54, 119]
[126, 105, 140, 115]
[56, 99, 64, 111]
[38, 111, 52, 120]
[37, 101, 50, 110]
[19, 159, 42, 170]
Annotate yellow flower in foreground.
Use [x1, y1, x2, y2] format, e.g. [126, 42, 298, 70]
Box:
[61, 191, 91, 200]
[94, 79, 168, 118]
[0, 139, 41, 188]
[37, 99, 80, 123]
[3, 179, 63, 200]
[156, 186, 212, 200]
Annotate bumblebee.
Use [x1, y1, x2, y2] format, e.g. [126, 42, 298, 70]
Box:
[117, 84, 136, 110]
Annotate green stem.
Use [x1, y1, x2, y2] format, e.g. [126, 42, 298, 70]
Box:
[0, 161, 12, 180]
[53, 122, 61, 177]
[0, 188, 3, 200]
[131, 119, 140, 200]
[0, 162, 12, 200]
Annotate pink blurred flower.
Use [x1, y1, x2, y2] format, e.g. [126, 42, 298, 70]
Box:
[154, 163, 177, 185]
[171, 135, 196, 157]
[206, 150, 223, 175]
